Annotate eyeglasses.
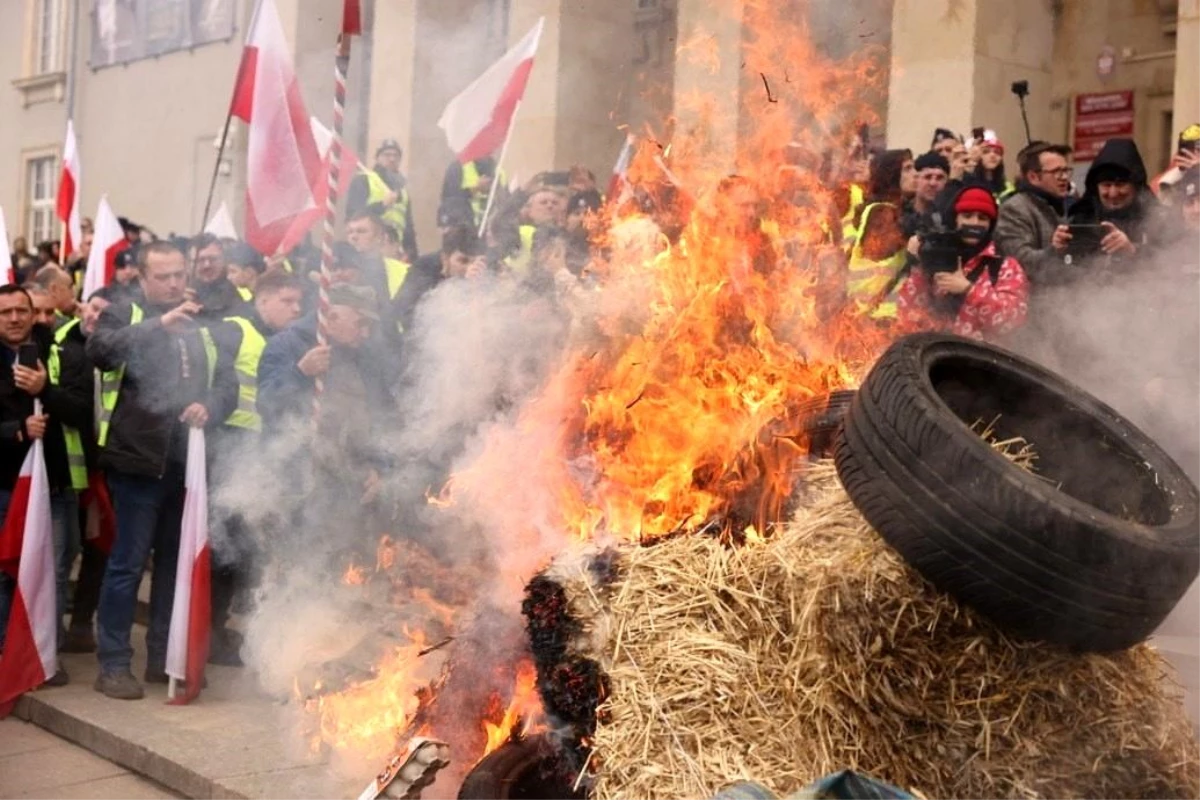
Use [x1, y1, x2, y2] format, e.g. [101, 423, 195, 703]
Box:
[1036, 167, 1073, 178]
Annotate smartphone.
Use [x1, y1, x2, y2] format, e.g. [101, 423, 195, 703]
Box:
[17, 343, 39, 369]
[1066, 223, 1104, 255]
[972, 127, 985, 141]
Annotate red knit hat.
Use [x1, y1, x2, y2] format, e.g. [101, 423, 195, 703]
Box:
[954, 187, 998, 220]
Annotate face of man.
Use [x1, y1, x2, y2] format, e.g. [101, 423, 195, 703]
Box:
[441, 250, 474, 279]
[933, 138, 957, 162]
[474, 172, 494, 198]
[916, 168, 948, 203]
[255, 287, 303, 332]
[0, 292, 34, 347]
[325, 305, 372, 348]
[1097, 179, 1136, 212]
[346, 218, 382, 254]
[140, 250, 189, 306]
[81, 296, 111, 336]
[524, 191, 566, 227]
[227, 263, 258, 289]
[899, 158, 917, 196]
[114, 262, 138, 286]
[30, 292, 56, 326]
[1184, 194, 1200, 231]
[194, 243, 227, 285]
[375, 148, 401, 173]
[1028, 151, 1072, 198]
[330, 262, 361, 286]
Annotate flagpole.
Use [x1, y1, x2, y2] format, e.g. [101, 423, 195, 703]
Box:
[476, 99, 523, 239]
[200, 0, 265, 237]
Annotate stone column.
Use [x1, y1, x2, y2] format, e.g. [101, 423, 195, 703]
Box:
[1176, 0, 1200, 129]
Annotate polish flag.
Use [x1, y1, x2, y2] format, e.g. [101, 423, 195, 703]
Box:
[342, 0, 362, 36]
[56, 120, 83, 260]
[81, 196, 129, 300]
[0, 433, 58, 717]
[0, 208, 13, 283]
[607, 133, 636, 202]
[166, 428, 211, 704]
[275, 117, 361, 255]
[437, 18, 544, 164]
[229, 0, 323, 256]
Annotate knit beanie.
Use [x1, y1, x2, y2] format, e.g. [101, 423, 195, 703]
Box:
[914, 151, 950, 174]
[954, 187, 998, 220]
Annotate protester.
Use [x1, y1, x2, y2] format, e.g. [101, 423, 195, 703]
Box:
[86, 241, 237, 700]
[440, 156, 499, 231]
[33, 265, 79, 322]
[205, 271, 304, 665]
[930, 128, 962, 162]
[842, 149, 914, 319]
[346, 139, 418, 262]
[907, 152, 950, 230]
[898, 186, 1028, 341]
[0, 283, 93, 686]
[189, 234, 250, 325]
[25, 286, 59, 327]
[225, 241, 266, 301]
[344, 210, 415, 336]
[994, 141, 1074, 286]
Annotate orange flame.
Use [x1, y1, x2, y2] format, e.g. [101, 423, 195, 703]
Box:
[481, 662, 542, 759]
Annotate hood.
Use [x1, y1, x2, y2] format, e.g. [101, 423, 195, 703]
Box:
[1084, 138, 1148, 195]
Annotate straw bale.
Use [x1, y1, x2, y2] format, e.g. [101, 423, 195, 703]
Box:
[575, 462, 1199, 799]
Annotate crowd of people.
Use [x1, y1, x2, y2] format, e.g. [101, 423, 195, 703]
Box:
[1, 122, 1198, 701]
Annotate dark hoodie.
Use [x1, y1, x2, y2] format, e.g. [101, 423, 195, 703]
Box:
[1067, 138, 1172, 260]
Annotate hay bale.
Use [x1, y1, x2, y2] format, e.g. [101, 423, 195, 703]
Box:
[572, 463, 1199, 799]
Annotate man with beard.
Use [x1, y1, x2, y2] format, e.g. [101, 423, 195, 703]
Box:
[189, 234, 250, 325]
[346, 139, 418, 262]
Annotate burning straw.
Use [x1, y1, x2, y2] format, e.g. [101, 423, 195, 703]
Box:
[555, 462, 1200, 799]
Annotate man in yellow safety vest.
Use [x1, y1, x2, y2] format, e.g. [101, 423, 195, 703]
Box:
[346, 139, 418, 262]
[439, 156, 499, 231]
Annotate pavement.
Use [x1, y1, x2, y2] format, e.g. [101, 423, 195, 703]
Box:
[0, 717, 181, 799]
[8, 649, 369, 800]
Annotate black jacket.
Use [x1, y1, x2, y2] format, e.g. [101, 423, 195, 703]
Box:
[192, 278, 251, 326]
[86, 301, 238, 478]
[0, 323, 94, 491]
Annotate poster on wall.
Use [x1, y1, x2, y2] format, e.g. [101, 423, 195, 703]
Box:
[91, 0, 236, 68]
[1073, 90, 1135, 162]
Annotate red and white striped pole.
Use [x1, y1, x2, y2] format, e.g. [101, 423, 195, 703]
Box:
[314, 2, 361, 422]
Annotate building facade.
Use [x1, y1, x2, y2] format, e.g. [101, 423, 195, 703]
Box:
[0, 0, 1195, 254]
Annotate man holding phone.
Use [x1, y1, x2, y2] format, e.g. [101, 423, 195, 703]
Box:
[86, 241, 237, 700]
[995, 140, 1075, 286]
[0, 283, 94, 687]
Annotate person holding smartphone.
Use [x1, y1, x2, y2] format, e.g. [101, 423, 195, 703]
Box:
[0, 283, 94, 687]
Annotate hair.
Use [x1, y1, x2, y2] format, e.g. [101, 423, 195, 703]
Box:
[380, 221, 401, 245]
[441, 225, 483, 257]
[1017, 141, 1072, 178]
[85, 284, 120, 303]
[224, 241, 266, 272]
[914, 151, 951, 174]
[33, 264, 70, 289]
[0, 284, 33, 307]
[22, 284, 49, 300]
[136, 240, 185, 271]
[254, 270, 304, 297]
[867, 148, 913, 204]
[346, 207, 386, 228]
[191, 232, 222, 253]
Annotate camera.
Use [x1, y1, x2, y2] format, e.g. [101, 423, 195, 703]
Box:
[917, 215, 962, 276]
[1010, 80, 1030, 99]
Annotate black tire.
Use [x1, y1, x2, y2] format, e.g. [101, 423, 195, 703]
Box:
[801, 389, 856, 459]
[833, 332, 1200, 652]
[458, 735, 585, 800]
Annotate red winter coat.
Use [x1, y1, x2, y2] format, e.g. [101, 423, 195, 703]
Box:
[898, 242, 1029, 341]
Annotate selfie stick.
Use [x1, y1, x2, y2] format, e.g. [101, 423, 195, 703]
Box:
[1017, 95, 1032, 146]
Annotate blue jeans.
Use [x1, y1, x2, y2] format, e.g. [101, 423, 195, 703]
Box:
[96, 466, 186, 675]
[0, 490, 82, 651]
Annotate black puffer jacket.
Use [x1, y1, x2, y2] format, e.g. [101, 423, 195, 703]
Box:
[0, 323, 94, 491]
[86, 301, 238, 478]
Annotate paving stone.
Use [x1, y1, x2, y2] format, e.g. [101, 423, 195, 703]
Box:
[9, 772, 181, 800]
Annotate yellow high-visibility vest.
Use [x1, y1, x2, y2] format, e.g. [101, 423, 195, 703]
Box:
[846, 202, 907, 320]
[47, 318, 88, 490]
[223, 317, 266, 432]
[363, 169, 411, 243]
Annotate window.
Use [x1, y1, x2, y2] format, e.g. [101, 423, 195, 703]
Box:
[91, 0, 236, 69]
[24, 156, 58, 246]
[33, 0, 65, 75]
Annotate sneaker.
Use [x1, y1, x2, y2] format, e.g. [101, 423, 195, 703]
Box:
[207, 628, 244, 667]
[43, 668, 69, 687]
[61, 626, 96, 654]
[94, 670, 144, 700]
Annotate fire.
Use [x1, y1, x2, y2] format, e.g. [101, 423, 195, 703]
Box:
[342, 562, 367, 586]
[480, 662, 543, 759]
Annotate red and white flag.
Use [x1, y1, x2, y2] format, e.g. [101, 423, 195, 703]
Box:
[437, 18, 544, 164]
[0, 208, 13, 284]
[81, 196, 129, 300]
[166, 428, 211, 705]
[341, 0, 362, 36]
[608, 133, 636, 202]
[276, 117, 361, 255]
[56, 120, 83, 260]
[229, 0, 323, 256]
[0, 433, 58, 717]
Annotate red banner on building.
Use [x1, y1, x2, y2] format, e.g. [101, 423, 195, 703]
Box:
[1073, 90, 1134, 162]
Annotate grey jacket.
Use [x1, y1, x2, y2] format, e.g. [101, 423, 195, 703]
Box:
[994, 188, 1069, 286]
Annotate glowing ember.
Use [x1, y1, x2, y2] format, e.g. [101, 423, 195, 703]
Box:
[342, 563, 367, 586]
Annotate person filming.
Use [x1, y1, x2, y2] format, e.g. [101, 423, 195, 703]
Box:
[898, 186, 1029, 342]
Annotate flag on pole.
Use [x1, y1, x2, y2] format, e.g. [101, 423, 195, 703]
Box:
[0, 434, 58, 717]
[56, 120, 83, 260]
[608, 133, 636, 201]
[204, 201, 239, 240]
[166, 427, 211, 705]
[81, 196, 128, 300]
[276, 117, 361, 255]
[0, 208, 13, 284]
[342, 0, 362, 36]
[229, 0, 323, 256]
[437, 18, 544, 165]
